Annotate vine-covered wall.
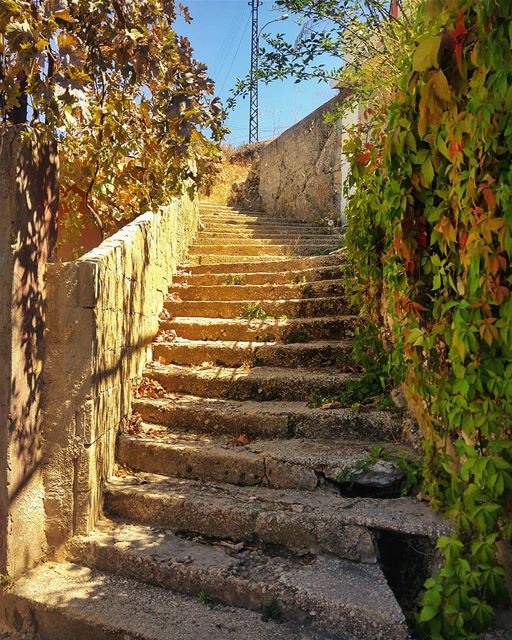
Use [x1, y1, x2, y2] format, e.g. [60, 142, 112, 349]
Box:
[345, 1, 512, 638]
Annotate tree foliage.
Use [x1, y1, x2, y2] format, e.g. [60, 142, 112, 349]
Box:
[0, 0, 226, 247]
[228, 0, 421, 113]
[344, 1, 512, 637]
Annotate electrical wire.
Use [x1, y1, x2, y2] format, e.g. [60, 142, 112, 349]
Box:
[219, 9, 251, 94]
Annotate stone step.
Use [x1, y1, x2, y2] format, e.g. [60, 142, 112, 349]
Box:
[0, 561, 308, 640]
[196, 231, 339, 242]
[131, 396, 402, 442]
[104, 474, 450, 558]
[193, 239, 338, 251]
[188, 243, 337, 258]
[161, 315, 357, 342]
[164, 297, 347, 320]
[199, 202, 262, 211]
[173, 265, 343, 286]
[181, 254, 343, 275]
[189, 254, 318, 266]
[118, 429, 409, 491]
[189, 252, 337, 266]
[201, 222, 332, 234]
[70, 520, 408, 640]
[152, 339, 354, 368]
[144, 363, 356, 401]
[169, 279, 345, 301]
[200, 214, 316, 225]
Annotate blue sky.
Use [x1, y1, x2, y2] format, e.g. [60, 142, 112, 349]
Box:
[176, 0, 339, 146]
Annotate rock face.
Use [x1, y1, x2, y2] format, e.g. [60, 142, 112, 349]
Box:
[259, 94, 346, 225]
[228, 163, 262, 211]
[0, 203, 450, 640]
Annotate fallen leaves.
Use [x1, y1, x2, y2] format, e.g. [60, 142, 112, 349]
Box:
[132, 376, 167, 399]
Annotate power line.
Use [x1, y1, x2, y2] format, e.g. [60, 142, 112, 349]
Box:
[212, 1, 247, 78]
[219, 10, 251, 94]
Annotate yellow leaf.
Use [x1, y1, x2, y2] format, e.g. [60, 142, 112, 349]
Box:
[432, 70, 451, 101]
[54, 9, 75, 23]
[413, 36, 441, 72]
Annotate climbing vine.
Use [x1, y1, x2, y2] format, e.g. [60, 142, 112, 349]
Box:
[345, 1, 512, 637]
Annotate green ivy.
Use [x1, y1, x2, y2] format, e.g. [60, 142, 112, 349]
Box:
[344, 1, 512, 637]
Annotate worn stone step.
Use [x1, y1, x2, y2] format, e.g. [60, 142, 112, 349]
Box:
[191, 242, 339, 254]
[200, 214, 317, 225]
[131, 396, 401, 442]
[190, 252, 337, 266]
[152, 339, 353, 368]
[118, 429, 409, 491]
[197, 231, 339, 242]
[164, 297, 347, 320]
[173, 265, 343, 286]
[199, 202, 261, 211]
[169, 279, 345, 301]
[161, 315, 357, 342]
[105, 474, 374, 561]
[201, 223, 333, 235]
[181, 254, 343, 275]
[189, 254, 311, 266]
[200, 221, 331, 234]
[145, 363, 356, 401]
[104, 474, 451, 558]
[189, 243, 337, 258]
[194, 236, 338, 247]
[0, 562, 309, 640]
[71, 521, 408, 640]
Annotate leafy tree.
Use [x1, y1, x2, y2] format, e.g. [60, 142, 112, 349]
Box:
[0, 0, 226, 246]
[228, 0, 422, 113]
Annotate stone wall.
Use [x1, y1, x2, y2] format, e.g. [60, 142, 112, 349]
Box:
[0, 126, 59, 577]
[42, 196, 199, 557]
[258, 94, 346, 224]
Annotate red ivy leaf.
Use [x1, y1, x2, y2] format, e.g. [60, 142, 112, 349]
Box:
[446, 11, 469, 76]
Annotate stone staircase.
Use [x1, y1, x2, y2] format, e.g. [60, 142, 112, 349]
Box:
[1, 203, 449, 640]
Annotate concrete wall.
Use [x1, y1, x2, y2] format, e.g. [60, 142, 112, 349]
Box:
[0, 127, 59, 577]
[42, 196, 199, 558]
[259, 94, 346, 224]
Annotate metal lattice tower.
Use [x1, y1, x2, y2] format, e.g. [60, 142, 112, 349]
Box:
[249, 0, 261, 143]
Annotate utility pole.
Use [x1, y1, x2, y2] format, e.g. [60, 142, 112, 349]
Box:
[248, 0, 261, 143]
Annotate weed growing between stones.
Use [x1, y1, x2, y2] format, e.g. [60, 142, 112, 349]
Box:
[0, 575, 13, 591]
[224, 274, 244, 285]
[239, 303, 270, 321]
[261, 599, 283, 623]
[309, 323, 405, 411]
[197, 591, 211, 606]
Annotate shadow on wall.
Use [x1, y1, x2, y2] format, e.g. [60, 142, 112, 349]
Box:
[0, 126, 58, 576]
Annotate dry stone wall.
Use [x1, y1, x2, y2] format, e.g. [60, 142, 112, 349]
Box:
[42, 196, 199, 557]
[259, 94, 345, 225]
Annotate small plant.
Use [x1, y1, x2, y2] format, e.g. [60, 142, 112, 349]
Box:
[308, 324, 405, 411]
[335, 447, 422, 497]
[261, 599, 282, 623]
[0, 574, 13, 590]
[300, 283, 315, 299]
[197, 591, 211, 605]
[240, 303, 269, 321]
[255, 333, 274, 343]
[224, 274, 244, 285]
